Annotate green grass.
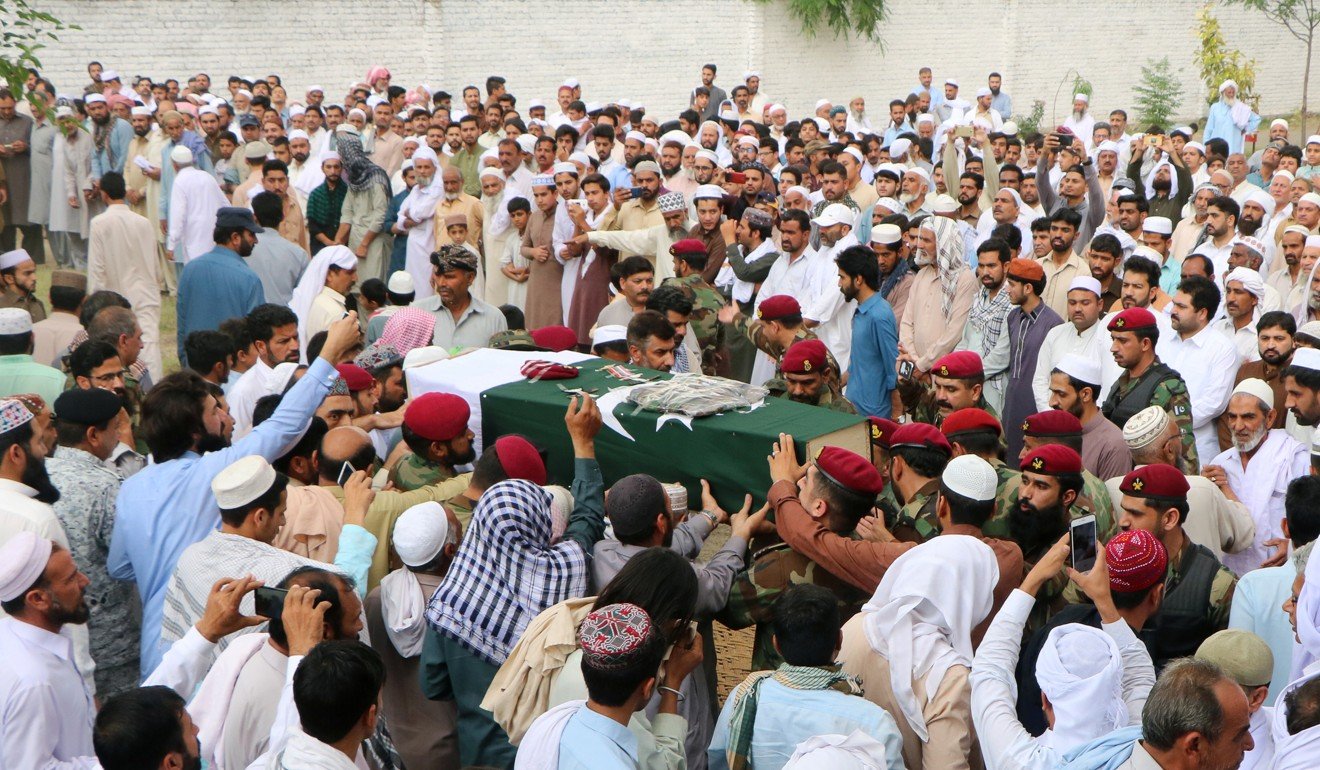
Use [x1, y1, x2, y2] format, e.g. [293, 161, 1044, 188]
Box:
[35, 261, 180, 373]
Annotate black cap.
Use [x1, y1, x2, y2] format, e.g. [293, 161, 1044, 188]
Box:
[54, 388, 123, 426]
[215, 207, 265, 234]
[238, 114, 260, 128]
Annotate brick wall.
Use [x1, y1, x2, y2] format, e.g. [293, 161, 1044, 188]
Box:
[33, 0, 1306, 125]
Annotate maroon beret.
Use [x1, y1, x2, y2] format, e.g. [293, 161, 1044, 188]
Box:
[335, 363, 374, 393]
[889, 422, 953, 456]
[868, 417, 900, 448]
[669, 238, 708, 257]
[493, 435, 547, 486]
[782, 339, 829, 375]
[816, 445, 885, 496]
[932, 350, 984, 379]
[530, 325, 579, 352]
[757, 295, 802, 321]
[941, 407, 1002, 438]
[1107, 307, 1158, 332]
[1022, 410, 1084, 438]
[404, 392, 470, 442]
[1119, 463, 1190, 500]
[1020, 444, 1084, 475]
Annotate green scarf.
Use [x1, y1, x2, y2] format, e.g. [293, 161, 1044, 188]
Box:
[725, 663, 862, 770]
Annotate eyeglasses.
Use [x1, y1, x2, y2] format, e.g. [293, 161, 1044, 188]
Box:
[90, 370, 127, 385]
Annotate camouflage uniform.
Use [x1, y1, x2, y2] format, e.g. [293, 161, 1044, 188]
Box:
[388, 452, 454, 493]
[886, 478, 941, 543]
[901, 382, 1001, 429]
[718, 540, 871, 671]
[662, 274, 726, 375]
[734, 314, 847, 404]
[1105, 368, 1200, 474]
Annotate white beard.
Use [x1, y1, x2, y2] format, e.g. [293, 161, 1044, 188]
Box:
[899, 192, 918, 204]
[445, 191, 460, 201]
[914, 248, 934, 267]
[1233, 423, 1268, 454]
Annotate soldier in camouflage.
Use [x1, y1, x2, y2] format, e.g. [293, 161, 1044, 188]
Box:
[774, 338, 855, 413]
[388, 392, 475, 492]
[882, 422, 953, 543]
[1103, 306, 1201, 474]
[1006, 409, 1117, 538]
[899, 349, 1000, 428]
[941, 407, 1018, 524]
[661, 237, 726, 374]
[1113, 463, 1237, 668]
[719, 294, 843, 394]
[867, 416, 902, 523]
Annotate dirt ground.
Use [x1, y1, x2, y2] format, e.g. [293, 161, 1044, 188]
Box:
[700, 524, 754, 702]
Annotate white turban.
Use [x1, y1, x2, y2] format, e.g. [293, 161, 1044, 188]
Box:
[1225, 266, 1266, 299]
[783, 731, 896, 769]
[411, 146, 439, 166]
[289, 245, 358, 360]
[0, 531, 52, 602]
[1035, 624, 1126, 754]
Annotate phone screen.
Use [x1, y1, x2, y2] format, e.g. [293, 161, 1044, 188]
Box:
[630, 186, 643, 198]
[336, 460, 356, 487]
[1070, 516, 1098, 572]
[898, 360, 915, 381]
[254, 586, 288, 620]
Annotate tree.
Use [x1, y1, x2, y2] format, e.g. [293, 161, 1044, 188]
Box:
[0, 0, 78, 113]
[1133, 57, 1186, 130]
[1194, 5, 1258, 108]
[1016, 100, 1046, 136]
[753, 0, 888, 41]
[1223, 0, 1320, 136]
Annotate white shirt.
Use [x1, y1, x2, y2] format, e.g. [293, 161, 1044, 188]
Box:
[167, 165, 230, 263]
[970, 590, 1153, 770]
[1213, 429, 1309, 576]
[1192, 236, 1236, 279]
[226, 358, 277, 439]
[803, 233, 860, 371]
[756, 248, 823, 312]
[0, 617, 96, 769]
[1212, 311, 1262, 362]
[1162, 324, 1241, 466]
[1031, 320, 1107, 411]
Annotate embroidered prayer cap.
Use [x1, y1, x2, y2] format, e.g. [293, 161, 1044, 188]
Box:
[870, 223, 903, 245]
[1122, 406, 1171, 449]
[591, 325, 627, 348]
[327, 376, 351, 397]
[404, 392, 470, 442]
[0, 249, 33, 270]
[354, 342, 404, 373]
[942, 454, 997, 502]
[1022, 410, 1083, 438]
[387, 271, 415, 294]
[1119, 463, 1189, 500]
[578, 603, 657, 671]
[1105, 529, 1168, 593]
[1020, 444, 1083, 475]
[0, 308, 32, 335]
[0, 398, 35, 436]
[815, 446, 885, 497]
[0, 532, 53, 603]
[658, 192, 687, 213]
[742, 208, 773, 229]
[1232, 377, 1275, 410]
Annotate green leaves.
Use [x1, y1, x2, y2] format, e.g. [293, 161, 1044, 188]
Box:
[0, 0, 79, 116]
[752, 0, 889, 42]
[1194, 5, 1258, 106]
[1133, 57, 1186, 130]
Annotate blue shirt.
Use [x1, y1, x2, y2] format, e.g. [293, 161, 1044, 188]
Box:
[708, 678, 905, 770]
[91, 117, 135, 178]
[386, 188, 409, 275]
[176, 245, 265, 363]
[1204, 100, 1261, 155]
[108, 356, 339, 675]
[991, 91, 1013, 119]
[558, 704, 638, 770]
[1229, 563, 1296, 705]
[847, 291, 899, 418]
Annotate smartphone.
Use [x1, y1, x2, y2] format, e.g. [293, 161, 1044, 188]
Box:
[336, 460, 356, 487]
[1146, 135, 1161, 148]
[629, 186, 643, 198]
[898, 360, 915, 381]
[1070, 514, 1098, 572]
[1057, 133, 1074, 148]
[254, 586, 288, 620]
[955, 125, 974, 138]
[727, 172, 747, 184]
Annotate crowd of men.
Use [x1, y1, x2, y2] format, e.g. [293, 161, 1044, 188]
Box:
[0, 56, 1318, 769]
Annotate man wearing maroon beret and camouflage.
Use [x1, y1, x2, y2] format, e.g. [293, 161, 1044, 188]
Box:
[775, 338, 854, 413]
[719, 293, 840, 388]
[1008, 409, 1117, 538]
[1114, 463, 1237, 668]
[390, 391, 476, 491]
[662, 237, 726, 374]
[1103, 305, 1200, 473]
[877, 422, 952, 543]
[900, 349, 998, 427]
[943, 406, 1017, 514]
